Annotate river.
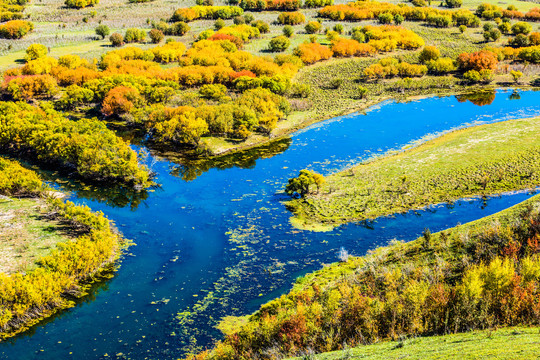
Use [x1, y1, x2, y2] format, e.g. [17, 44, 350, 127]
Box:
[1, 89, 540, 359]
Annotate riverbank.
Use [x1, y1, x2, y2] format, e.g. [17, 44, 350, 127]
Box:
[0, 157, 129, 340]
[201, 82, 535, 158]
[190, 191, 540, 359]
[287, 115, 540, 229]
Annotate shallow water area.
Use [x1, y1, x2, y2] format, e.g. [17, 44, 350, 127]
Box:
[1, 89, 540, 359]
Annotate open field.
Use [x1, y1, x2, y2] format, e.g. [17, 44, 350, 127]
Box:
[0, 197, 72, 274]
[287, 116, 540, 228]
[287, 326, 540, 359]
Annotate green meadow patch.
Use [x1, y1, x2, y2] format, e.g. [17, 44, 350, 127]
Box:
[287, 116, 540, 228]
[287, 326, 540, 360]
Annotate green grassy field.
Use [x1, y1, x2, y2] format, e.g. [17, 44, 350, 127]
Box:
[287, 326, 540, 359]
[0, 197, 71, 274]
[287, 116, 540, 229]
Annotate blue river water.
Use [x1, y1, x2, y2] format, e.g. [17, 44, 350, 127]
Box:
[1, 89, 540, 359]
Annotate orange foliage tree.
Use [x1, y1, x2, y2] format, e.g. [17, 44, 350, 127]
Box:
[457, 50, 499, 71]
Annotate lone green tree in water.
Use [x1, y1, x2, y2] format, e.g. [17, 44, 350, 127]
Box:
[285, 169, 325, 197]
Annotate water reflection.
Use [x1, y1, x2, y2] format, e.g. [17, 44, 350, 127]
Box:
[509, 89, 521, 100]
[41, 173, 152, 210]
[169, 138, 292, 181]
[455, 90, 496, 106]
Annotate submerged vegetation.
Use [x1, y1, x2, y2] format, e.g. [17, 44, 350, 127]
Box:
[287, 116, 540, 228]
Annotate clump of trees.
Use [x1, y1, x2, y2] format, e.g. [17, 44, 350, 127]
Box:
[171, 5, 243, 22]
[457, 50, 498, 71]
[285, 169, 325, 197]
[124, 28, 146, 43]
[331, 38, 375, 57]
[293, 42, 333, 64]
[0, 102, 152, 187]
[0, 20, 33, 39]
[233, 0, 301, 11]
[277, 11, 305, 25]
[152, 21, 190, 36]
[364, 58, 427, 80]
[64, 0, 98, 9]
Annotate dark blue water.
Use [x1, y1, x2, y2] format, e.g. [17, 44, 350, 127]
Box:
[2, 89, 540, 359]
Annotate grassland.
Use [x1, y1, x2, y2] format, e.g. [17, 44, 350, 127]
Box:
[0, 197, 72, 274]
[287, 326, 540, 359]
[287, 116, 540, 228]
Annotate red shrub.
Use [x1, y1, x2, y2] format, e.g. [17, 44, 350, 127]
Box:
[102, 86, 142, 116]
[457, 50, 499, 71]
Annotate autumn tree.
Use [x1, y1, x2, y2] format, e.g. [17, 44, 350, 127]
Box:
[285, 169, 325, 197]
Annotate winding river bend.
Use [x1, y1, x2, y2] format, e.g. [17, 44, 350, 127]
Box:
[2, 89, 540, 359]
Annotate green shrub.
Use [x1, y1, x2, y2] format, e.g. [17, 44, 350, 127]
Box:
[510, 34, 530, 47]
[95, 24, 110, 39]
[305, 21, 322, 34]
[124, 28, 146, 43]
[378, 12, 393, 24]
[166, 22, 190, 36]
[199, 84, 227, 99]
[252, 20, 270, 34]
[426, 14, 452, 28]
[289, 83, 311, 98]
[498, 22, 511, 34]
[282, 25, 294, 38]
[484, 28, 501, 42]
[304, 0, 332, 7]
[56, 84, 94, 110]
[214, 19, 225, 30]
[444, 0, 461, 8]
[352, 29, 365, 43]
[418, 46, 440, 63]
[233, 15, 245, 25]
[268, 35, 290, 52]
[512, 21, 532, 35]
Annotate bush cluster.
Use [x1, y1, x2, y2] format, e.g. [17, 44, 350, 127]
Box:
[0, 19, 33, 39]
